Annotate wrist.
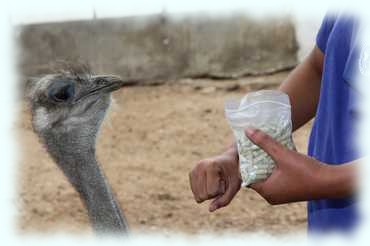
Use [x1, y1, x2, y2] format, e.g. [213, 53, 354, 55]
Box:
[222, 146, 239, 163]
[224, 140, 238, 155]
[220, 145, 242, 182]
[315, 162, 356, 199]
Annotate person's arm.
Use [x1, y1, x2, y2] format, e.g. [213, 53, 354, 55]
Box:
[245, 128, 358, 204]
[189, 127, 358, 210]
[189, 47, 326, 211]
[279, 46, 324, 131]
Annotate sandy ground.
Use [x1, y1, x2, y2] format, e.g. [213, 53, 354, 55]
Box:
[17, 73, 312, 235]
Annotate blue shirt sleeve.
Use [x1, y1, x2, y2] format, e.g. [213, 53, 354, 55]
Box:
[316, 14, 337, 53]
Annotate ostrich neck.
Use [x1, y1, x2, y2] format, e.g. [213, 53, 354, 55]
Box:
[43, 128, 128, 234]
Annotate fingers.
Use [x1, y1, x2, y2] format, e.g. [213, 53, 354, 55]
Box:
[189, 160, 224, 203]
[189, 164, 205, 203]
[206, 165, 224, 198]
[209, 179, 240, 212]
[245, 127, 285, 162]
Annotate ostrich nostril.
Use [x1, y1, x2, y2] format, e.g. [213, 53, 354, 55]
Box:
[96, 79, 106, 85]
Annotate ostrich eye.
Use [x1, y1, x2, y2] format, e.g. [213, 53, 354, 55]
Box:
[48, 81, 75, 102]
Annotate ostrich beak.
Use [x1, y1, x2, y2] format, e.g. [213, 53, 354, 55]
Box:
[74, 75, 135, 103]
[91, 75, 130, 93]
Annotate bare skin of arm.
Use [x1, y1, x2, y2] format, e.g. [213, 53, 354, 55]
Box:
[245, 128, 358, 205]
[189, 46, 358, 211]
[279, 46, 323, 131]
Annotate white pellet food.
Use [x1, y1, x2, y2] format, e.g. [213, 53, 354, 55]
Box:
[224, 90, 296, 187]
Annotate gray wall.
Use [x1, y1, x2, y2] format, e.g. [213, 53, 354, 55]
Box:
[18, 13, 298, 82]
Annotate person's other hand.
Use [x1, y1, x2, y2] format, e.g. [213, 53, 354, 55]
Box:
[245, 128, 330, 204]
[189, 151, 242, 212]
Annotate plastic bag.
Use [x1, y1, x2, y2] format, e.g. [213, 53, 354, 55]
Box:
[224, 90, 295, 187]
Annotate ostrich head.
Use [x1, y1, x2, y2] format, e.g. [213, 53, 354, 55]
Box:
[27, 66, 129, 234]
[29, 71, 123, 138]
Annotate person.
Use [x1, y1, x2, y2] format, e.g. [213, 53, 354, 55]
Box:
[189, 12, 362, 233]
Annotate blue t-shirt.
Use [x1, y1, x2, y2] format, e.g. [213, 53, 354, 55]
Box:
[307, 13, 361, 233]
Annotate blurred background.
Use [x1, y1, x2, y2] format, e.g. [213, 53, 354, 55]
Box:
[14, 0, 325, 235]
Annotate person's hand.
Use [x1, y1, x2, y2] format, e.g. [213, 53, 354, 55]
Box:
[189, 150, 242, 212]
[245, 127, 334, 204]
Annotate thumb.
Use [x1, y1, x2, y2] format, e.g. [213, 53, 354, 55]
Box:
[245, 127, 285, 163]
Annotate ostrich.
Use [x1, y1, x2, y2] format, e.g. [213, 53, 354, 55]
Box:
[27, 66, 131, 234]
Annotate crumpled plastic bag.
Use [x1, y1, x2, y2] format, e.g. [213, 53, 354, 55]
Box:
[224, 90, 296, 187]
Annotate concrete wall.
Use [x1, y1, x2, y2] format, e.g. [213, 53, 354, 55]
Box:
[18, 13, 298, 82]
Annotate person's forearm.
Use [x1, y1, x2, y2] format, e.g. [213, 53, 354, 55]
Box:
[279, 46, 324, 131]
[315, 160, 358, 199]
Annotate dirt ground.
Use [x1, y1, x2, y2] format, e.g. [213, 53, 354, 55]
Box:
[17, 73, 312, 235]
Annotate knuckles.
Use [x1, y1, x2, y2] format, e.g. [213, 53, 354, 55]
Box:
[194, 159, 217, 173]
[190, 158, 224, 203]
